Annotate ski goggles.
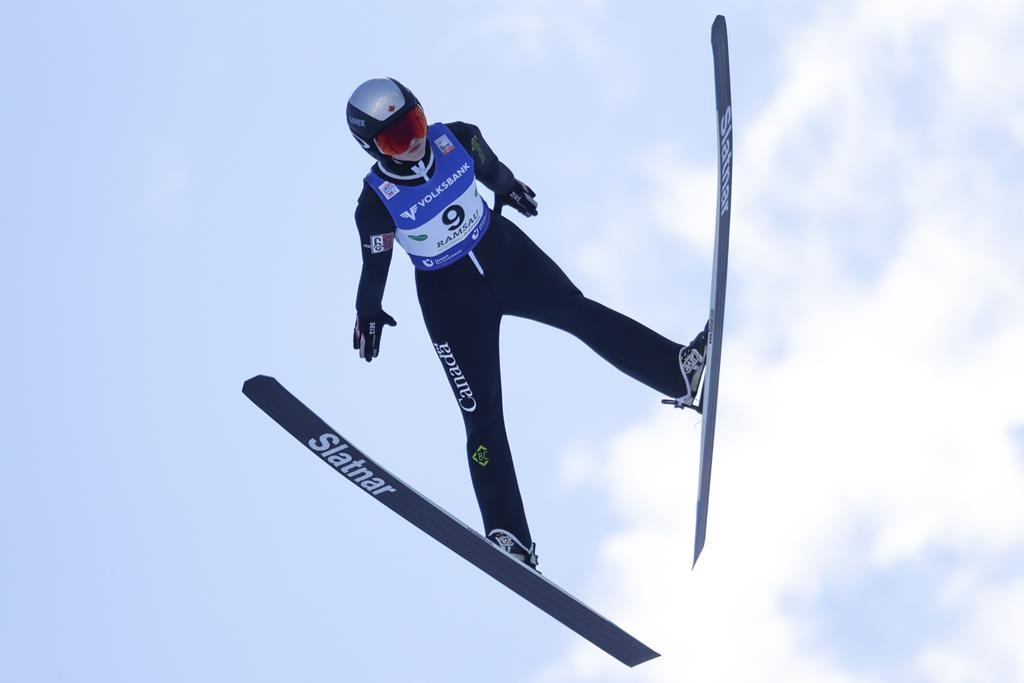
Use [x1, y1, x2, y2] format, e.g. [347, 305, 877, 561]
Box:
[375, 106, 428, 157]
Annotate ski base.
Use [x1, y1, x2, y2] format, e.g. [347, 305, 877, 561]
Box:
[692, 14, 733, 569]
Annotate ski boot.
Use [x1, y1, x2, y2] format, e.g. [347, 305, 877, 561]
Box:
[663, 320, 710, 412]
[487, 529, 540, 571]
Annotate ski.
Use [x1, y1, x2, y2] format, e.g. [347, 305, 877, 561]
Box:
[242, 375, 660, 667]
[692, 15, 734, 568]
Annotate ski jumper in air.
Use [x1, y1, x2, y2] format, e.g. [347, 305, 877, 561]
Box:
[347, 78, 708, 569]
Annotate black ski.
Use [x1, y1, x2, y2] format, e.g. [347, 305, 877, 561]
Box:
[242, 375, 660, 667]
[692, 14, 734, 568]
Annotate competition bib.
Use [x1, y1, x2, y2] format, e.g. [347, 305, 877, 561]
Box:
[366, 124, 492, 271]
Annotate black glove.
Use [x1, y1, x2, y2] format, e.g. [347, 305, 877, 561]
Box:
[495, 179, 538, 217]
[352, 311, 397, 362]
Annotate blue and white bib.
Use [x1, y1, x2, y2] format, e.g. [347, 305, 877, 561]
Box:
[366, 123, 492, 271]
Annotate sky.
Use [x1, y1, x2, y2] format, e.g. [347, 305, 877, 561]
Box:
[2, 1, 1023, 682]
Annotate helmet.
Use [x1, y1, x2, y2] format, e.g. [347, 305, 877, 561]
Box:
[347, 77, 423, 161]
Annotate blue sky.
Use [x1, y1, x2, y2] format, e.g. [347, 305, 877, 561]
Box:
[3, 2, 1023, 682]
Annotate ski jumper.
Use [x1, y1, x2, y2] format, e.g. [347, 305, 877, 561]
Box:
[354, 122, 690, 547]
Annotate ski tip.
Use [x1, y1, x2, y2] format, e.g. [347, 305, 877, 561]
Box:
[712, 15, 727, 36]
[242, 374, 278, 395]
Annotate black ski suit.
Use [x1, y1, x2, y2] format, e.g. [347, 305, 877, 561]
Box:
[354, 122, 689, 547]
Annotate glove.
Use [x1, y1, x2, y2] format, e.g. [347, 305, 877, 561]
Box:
[494, 179, 538, 217]
[352, 311, 397, 362]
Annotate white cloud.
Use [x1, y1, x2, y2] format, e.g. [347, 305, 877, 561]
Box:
[913, 578, 1024, 682]
[542, 1, 1024, 681]
[468, 0, 613, 66]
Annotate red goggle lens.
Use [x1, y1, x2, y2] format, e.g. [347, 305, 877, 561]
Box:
[375, 106, 428, 157]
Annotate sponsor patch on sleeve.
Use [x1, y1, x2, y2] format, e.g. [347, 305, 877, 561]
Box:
[470, 135, 489, 164]
[365, 232, 395, 254]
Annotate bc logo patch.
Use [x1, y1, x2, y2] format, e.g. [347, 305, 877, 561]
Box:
[472, 445, 490, 467]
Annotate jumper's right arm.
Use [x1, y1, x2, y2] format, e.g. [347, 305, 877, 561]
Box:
[354, 186, 394, 315]
[352, 185, 397, 361]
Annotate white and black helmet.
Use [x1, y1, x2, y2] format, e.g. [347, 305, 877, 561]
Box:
[346, 77, 421, 161]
